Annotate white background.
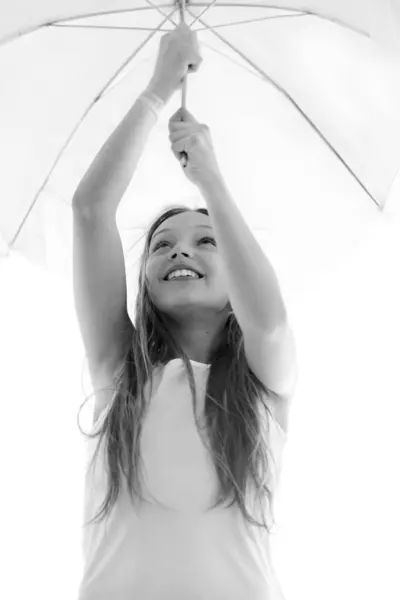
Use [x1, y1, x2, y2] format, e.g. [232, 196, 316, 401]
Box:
[1, 176, 400, 600]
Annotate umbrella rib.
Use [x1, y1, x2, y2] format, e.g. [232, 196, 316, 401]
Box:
[8, 9, 178, 249]
[50, 12, 306, 33]
[0, 3, 370, 49]
[185, 6, 380, 209]
[193, 3, 368, 38]
[46, 3, 368, 38]
[51, 24, 173, 32]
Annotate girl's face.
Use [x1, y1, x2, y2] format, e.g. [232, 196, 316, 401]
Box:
[145, 211, 230, 333]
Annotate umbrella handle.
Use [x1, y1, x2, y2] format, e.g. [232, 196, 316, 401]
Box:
[180, 151, 188, 169]
[179, 0, 189, 169]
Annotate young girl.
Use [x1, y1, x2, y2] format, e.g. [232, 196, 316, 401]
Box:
[73, 23, 294, 600]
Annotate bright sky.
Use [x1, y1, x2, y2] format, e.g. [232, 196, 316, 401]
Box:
[1, 185, 400, 599]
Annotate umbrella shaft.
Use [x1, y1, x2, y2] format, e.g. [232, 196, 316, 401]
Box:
[178, 0, 187, 109]
[178, 0, 188, 168]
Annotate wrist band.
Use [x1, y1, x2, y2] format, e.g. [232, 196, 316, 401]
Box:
[138, 91, 165, 118]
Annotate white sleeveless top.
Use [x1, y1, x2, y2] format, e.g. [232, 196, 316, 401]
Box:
[77, 358, 287, 600]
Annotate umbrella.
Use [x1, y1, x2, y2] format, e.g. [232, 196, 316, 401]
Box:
[1, 7, 400, 597]
[0, 0, 400, 292]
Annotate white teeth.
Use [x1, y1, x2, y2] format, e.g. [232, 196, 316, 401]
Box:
[167, 269, 200, 281]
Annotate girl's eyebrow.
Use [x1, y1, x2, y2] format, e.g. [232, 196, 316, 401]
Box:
[152, 225, 213, 240]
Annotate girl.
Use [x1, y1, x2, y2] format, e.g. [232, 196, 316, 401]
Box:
[74, 22, 296, 600]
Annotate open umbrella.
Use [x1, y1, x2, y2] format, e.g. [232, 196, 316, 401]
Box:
[0, 0, 399, 290]
[1, 5, 400, 598]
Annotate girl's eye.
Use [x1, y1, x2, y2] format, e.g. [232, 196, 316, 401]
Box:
[153, 237, 216, 251]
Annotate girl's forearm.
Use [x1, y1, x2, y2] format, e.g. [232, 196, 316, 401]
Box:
[72, 87, 166, 218]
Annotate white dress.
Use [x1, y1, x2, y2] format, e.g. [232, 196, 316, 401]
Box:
[77, 358, 287, 600]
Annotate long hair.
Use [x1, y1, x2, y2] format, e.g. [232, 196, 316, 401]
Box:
[78, 205, 283, 533]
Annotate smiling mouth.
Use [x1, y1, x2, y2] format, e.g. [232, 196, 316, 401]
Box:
[164, 275, 204, 282]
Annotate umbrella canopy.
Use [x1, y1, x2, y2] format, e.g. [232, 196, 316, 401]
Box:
[0, 0, 399, 293]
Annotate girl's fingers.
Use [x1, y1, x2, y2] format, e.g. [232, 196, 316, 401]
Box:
[169, 131, 190, 143]
[169, 122, 189, 133]
[169, 125, 198, 142]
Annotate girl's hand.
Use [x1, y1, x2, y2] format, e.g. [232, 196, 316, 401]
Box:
[168, 107, 222, 187]
[147, 24, 202, 103]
